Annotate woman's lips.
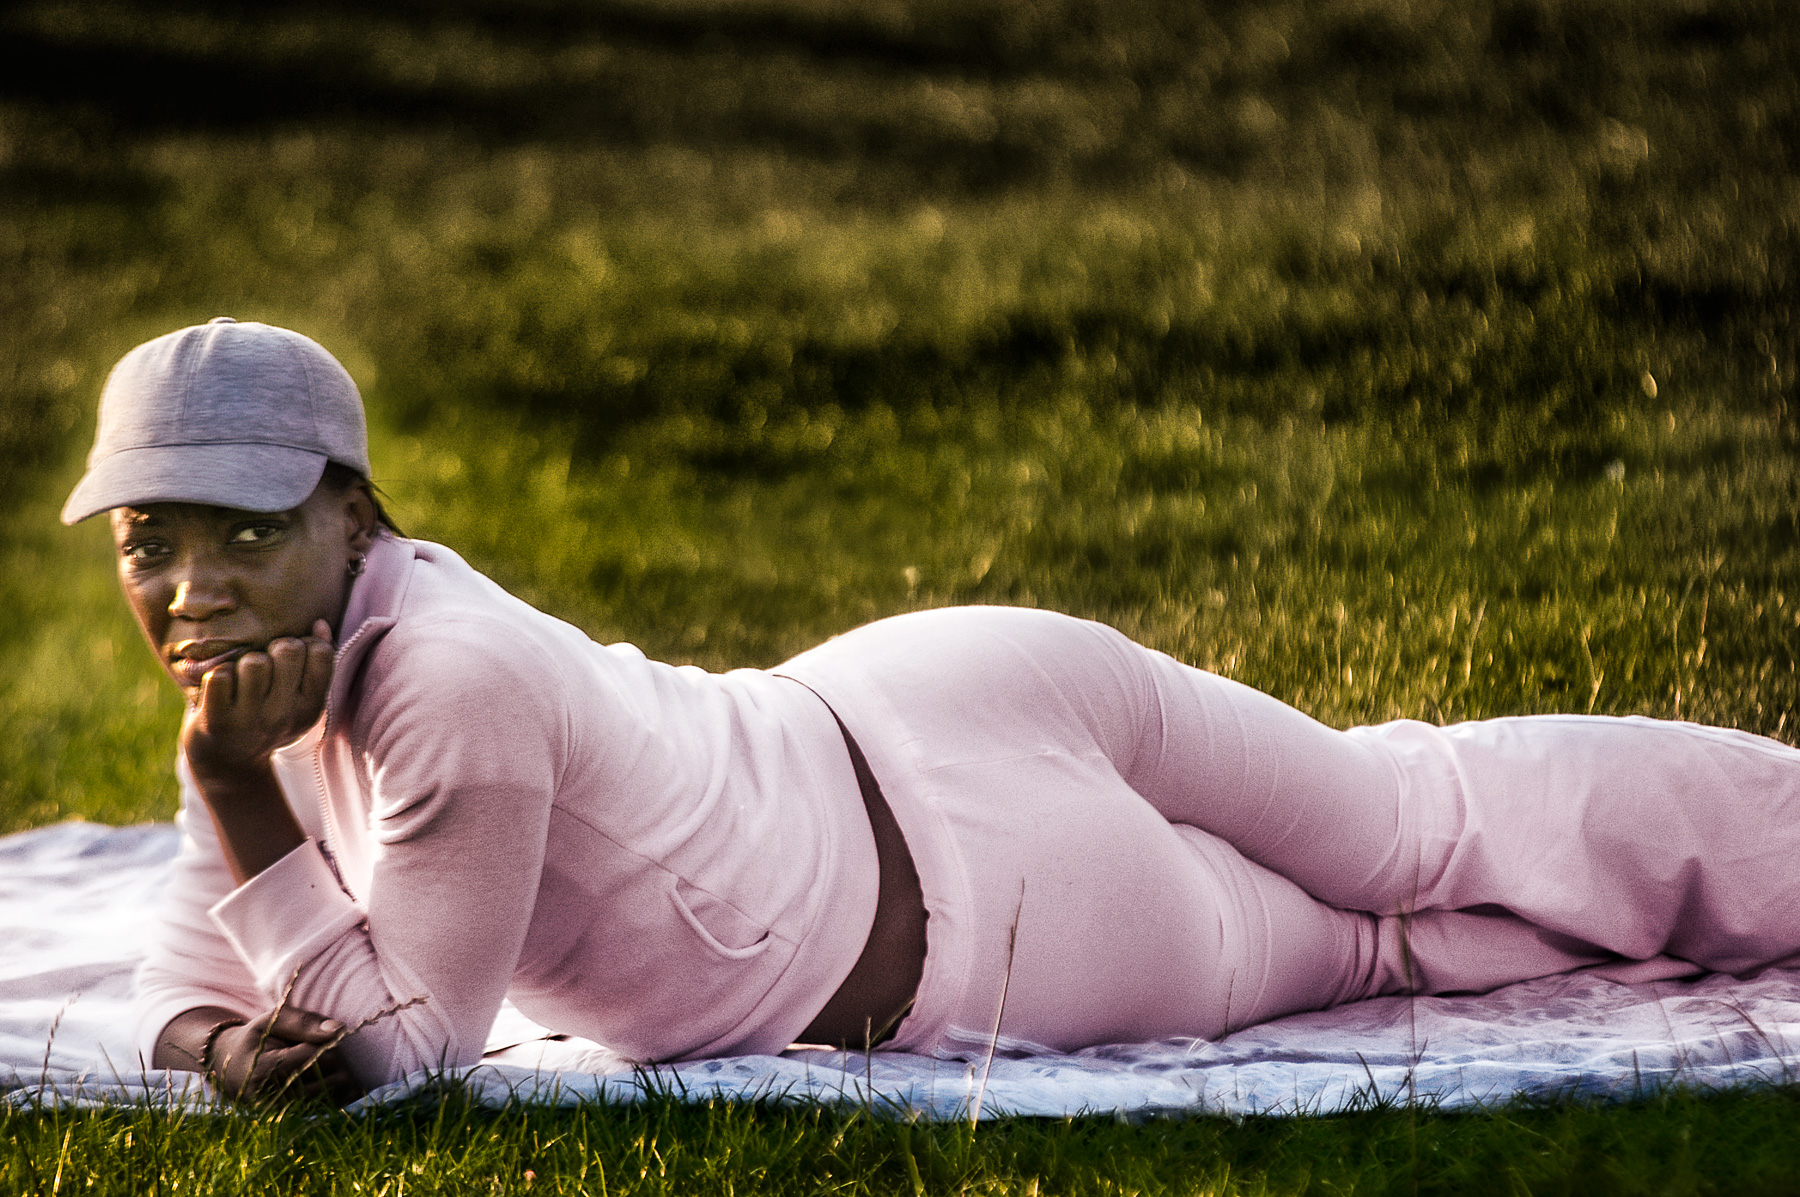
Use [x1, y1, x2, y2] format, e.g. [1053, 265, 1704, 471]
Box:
[170, 647, 250, 688]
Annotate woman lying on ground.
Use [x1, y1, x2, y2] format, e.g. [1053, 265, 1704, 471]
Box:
[68, 318, 1800, 1101]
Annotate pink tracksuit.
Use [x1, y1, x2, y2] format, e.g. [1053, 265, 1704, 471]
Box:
[779, 606, 1800, 1057]
[137, 536, 1800, 1086]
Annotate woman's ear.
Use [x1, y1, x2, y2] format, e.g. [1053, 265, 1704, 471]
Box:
[342, 482, 380, 555]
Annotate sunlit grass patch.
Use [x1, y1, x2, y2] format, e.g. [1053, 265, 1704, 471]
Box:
[10, 384, 1797, 831]
[12, 1082, 1800, 1194]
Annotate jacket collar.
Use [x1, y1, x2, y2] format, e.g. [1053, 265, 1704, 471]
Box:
[326, 532, 416, 718]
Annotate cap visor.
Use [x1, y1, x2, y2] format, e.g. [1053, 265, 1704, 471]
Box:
[61, 443, 330, 524]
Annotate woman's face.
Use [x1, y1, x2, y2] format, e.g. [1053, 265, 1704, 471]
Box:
[109, 480, 377, 695]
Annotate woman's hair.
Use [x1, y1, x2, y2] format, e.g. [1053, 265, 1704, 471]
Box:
[322, 461, 406, 537]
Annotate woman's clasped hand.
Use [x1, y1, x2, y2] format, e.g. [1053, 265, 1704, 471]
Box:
[159, 1004, 359, 1102]
[180, 620, 336, 798]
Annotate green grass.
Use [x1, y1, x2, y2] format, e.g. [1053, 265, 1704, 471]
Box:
[14, 1085, 1800, 1195]
[11, 386, 1798, 830]
[6, 0, 1800, 1190]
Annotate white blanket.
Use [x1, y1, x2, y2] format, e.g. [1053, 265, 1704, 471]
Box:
[6, 821, 1800, 1117]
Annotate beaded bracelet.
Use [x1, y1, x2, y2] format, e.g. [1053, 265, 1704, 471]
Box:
[199, 1017, 248, 1077]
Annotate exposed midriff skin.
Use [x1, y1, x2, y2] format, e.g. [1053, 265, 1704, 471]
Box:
[796, 728, 928, 1048]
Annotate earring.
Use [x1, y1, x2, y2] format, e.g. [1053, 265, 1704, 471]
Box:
[348, 555, 366, 578]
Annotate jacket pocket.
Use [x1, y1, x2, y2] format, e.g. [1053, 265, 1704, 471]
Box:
[670, 877, 772, 959]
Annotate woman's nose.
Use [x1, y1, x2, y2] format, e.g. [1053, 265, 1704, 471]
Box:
[167, 570, 234, 621]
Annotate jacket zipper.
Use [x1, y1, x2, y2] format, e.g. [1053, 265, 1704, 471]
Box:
[314, 623, 373, 895]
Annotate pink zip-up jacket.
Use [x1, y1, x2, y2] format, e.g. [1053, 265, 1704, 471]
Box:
[134, 533, 877, 1086]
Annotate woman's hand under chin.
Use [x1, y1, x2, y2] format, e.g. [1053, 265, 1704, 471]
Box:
[178, 619, 330, 882]
[181, 619, 335, 786]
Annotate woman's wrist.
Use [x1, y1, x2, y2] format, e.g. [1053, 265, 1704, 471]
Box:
[152, 1004, 248, 1073]
[184, 755, 307, 883]
[185, 751, 279, 800]
[200, 1015, 250, 1074]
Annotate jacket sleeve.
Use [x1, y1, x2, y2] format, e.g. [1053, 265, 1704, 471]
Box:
[132, 758, 268, 1069]
[206, 623, 568, 1089]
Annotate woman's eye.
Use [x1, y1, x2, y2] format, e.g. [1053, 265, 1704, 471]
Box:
[230, 523, 282, 543]
[122, 541, 167, 565]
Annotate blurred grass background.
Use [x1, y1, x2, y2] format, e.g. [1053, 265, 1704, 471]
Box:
[2, 0, 1798, 839]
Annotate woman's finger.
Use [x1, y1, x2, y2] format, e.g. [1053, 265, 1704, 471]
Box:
[217, 1038, 324, 1098]
[206, 1024, 292, 1097]
[264, 1046, 364, 1104]
[266, 636, 308, 699]
[295, 1059, 360, 1103]
[267, 1005, 346, 1046]
[301, 632, 334, 712]
[244, 1041, 329, 1092]
[296, 1044, 363, 1104]
[198, 654, 236, 713]
[236, 651, 273, 705]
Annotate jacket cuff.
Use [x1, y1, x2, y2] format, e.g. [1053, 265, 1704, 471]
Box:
[209, 839, 365, 994]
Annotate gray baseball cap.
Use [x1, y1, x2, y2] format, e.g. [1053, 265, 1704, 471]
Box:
[61, 317, 371, 525]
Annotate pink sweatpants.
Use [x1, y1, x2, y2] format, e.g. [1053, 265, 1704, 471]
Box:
[777, 606, 1800, 1056]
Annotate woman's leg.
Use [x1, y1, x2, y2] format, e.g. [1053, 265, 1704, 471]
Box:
[900, 747, 1397, 1048]
[902, 607, 1438, 911]
[785, 606, 1800, 1050]
[1115, 632, 1800, 974]
[905, 612, 1620, 1020]
[783, 606, 1416, 1046]
[1105, 644, 1453, 911]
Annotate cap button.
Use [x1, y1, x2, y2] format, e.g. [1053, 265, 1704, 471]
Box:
[208, 316, 237, 324]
